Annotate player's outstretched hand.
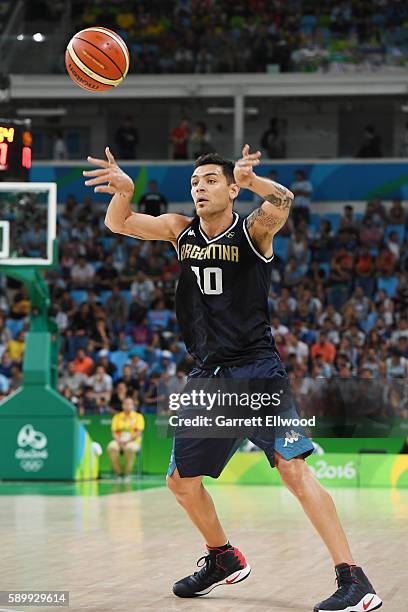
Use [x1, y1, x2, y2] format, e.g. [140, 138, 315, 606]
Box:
[83, 147, 134, 197]
[234, 144, 261, 188]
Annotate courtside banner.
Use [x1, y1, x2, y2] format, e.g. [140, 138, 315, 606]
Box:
[156, 378, 407, 439]
[205, 452, 408, 488]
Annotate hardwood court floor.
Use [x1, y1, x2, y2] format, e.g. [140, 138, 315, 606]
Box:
[0, 482, 406, 612]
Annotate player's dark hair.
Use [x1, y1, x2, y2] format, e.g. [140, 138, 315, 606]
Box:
[194, 153, 235, 184]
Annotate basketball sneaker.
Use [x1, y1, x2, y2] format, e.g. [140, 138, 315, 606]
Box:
[172, 544, 251, 597]
[314, 564, 382, 611]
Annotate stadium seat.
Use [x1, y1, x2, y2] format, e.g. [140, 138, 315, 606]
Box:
[99, 291, 111, 305]
[5, 318, 24, 338]
[385, 224, 405, 243]
[378, 276, 398, 298]
[70, 290, 88, 304]
[128, 345, 146, 359]
[100, 237, 115, 252]
[109, 350, 129, 378]
[120, 290, 133, 305]
[319, 262, 331, 278]
[273, 237, 289, 261]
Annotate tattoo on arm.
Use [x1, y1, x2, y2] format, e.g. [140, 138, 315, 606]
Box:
[246, 207, 285, 231]
[262, 192, 293, 210]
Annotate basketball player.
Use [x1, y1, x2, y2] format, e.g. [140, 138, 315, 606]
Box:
[83, 146, 382, 612]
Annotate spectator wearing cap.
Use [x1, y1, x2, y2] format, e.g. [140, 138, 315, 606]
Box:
[151, 351, 176, 377]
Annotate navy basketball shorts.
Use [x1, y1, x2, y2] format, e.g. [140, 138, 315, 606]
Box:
[167, 353, 315, 479]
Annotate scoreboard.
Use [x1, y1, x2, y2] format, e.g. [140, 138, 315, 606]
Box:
[0, 118, 32, 181]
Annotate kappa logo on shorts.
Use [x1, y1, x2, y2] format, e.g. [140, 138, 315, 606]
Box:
[188, 229, 196, 236]
[283, 430, 303, 447]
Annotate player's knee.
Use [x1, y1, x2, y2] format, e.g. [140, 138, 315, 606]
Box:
[277, 456, 308, 492]
[167, 470, 201, 501]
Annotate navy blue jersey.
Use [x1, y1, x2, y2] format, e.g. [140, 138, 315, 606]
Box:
[175, 212, 276, 368]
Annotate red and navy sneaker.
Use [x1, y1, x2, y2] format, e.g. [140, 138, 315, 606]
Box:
[172, 544, 251, 598]
[314, 564, 382, 611]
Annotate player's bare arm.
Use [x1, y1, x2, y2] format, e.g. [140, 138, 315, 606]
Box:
[234, 144, 294, 256]
[83, 147, 190, 244]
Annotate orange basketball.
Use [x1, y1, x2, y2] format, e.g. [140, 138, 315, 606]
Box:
[65, 27, 130, 92]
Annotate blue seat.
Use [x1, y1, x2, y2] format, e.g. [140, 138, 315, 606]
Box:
[310, 213, 321, 227]
[100, 237, 115, 253]
[120, 290, 133, 305]
[273, 237, 289, 262]
[378, 276, 398, 298]
[70, 290, 88, 304]
[385, 224, 405, 243]
[5, 318, 24, 338]
[319, 262, 331, 278]
[109, 350, 129, 378]
[99, 290, 111, 305]
[128, 345, 146, 359]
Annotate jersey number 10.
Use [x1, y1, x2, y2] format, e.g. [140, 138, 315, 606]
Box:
[191, 266, 223, 295]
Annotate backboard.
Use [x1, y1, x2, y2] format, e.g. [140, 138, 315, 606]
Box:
[0, 182, 56, 266]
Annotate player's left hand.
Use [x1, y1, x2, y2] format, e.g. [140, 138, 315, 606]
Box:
[83, 147, 134, 196]
[234, 144, 261, 188]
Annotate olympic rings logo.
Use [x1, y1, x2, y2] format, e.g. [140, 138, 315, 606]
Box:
[19, 459, 44, 472]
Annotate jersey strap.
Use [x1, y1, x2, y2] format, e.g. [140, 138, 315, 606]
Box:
[243, 217, 274, 263]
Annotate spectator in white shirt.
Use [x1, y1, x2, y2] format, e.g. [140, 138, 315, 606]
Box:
[271, 316, 289, 336]
[286, 332, 309, 364]
[130, 270, 155, 306]
[70, 256, 95, 288]
[87, 365, 113, 403]
[290, 169, 313, 227]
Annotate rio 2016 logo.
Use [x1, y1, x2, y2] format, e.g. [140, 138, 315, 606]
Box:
[15, 424, 49, 472]
[309, 460, 357, 480]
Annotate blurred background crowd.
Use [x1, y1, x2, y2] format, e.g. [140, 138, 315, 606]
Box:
[71, 0, 408, 74]
[0, 181, 407, 419]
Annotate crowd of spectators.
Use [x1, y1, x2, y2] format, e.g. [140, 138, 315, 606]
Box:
[72, 0, 408, 74]
[0, 189, 407, 421]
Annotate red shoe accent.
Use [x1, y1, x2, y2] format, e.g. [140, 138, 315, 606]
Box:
[231, 546, 247, 567]
[363, 595, 375, 610]
[226, 571, 242, 585]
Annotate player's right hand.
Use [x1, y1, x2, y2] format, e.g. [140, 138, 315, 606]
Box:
[83, 147, 134, 197]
